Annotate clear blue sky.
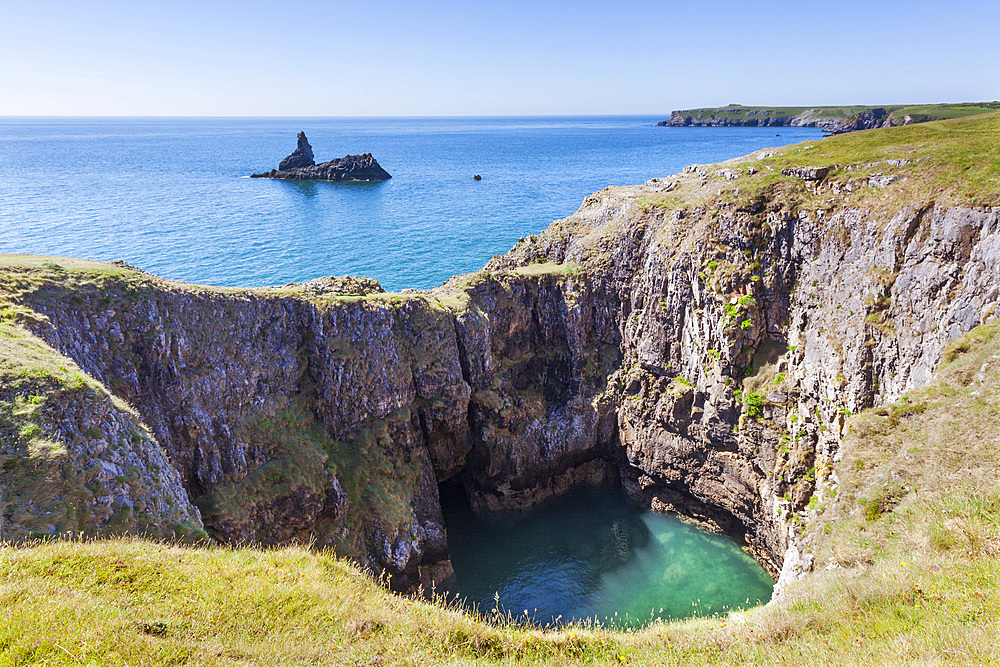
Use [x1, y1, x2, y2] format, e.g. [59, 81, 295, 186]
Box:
[2, 0, 998, 116]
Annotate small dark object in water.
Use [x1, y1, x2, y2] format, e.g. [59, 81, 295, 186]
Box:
[473, 174, 482, 181]
[776, 133, 782, 136]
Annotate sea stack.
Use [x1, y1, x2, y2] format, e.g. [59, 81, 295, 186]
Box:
[278, 131, 315, 170]
[252, 132, 391, 181]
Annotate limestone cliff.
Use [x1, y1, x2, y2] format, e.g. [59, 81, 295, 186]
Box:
[2, 114, 998, 591]
[0, 258, 615, 589]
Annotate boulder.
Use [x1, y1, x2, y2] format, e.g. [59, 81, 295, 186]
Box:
[781, 166, 830, 181]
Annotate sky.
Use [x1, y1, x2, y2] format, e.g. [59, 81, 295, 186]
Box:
[2, 0, 998, 116]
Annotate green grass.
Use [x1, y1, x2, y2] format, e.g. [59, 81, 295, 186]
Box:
[721, 112, 1000, 210]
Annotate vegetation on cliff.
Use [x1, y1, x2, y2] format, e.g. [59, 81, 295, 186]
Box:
[0, 250, 616, 590]
[0, 261, 205, 543]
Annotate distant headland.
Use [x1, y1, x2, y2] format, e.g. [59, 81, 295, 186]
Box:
[658, 101, 1000, 133]
[251, 131, 391, 181]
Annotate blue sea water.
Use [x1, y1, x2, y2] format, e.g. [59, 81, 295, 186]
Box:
[0, 117, 821, 291]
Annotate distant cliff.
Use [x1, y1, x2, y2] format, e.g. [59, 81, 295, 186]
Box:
[658, 102, 1000, 133]
[3, 114, 998, 594]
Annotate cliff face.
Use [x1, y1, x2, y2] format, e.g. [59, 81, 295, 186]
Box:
[0, 325, 202, 542]
[3, 114, 998, 590]
[660, 108, 893, 133]
[1, 260, 617, 589]
[500, 188, 999, 575]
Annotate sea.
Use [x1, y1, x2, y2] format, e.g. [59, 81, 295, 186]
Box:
[0, 116, 821, 291]
[0, 116, 823, 626]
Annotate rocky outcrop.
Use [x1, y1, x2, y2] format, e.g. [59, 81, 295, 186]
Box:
[0, 261, 616, 589]
[781, 166, 830, 181]
[278, 131, 315, 170]
[252, 132, 391, 181]
[0, 327, 204, 543]
[4, 117, 998, 593]
[491, 196, 999, 578]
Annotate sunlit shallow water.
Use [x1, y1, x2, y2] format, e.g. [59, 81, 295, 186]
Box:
[439, 486, 775, 629]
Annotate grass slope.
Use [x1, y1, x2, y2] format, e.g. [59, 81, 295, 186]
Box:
[638, 112, 1000, 216]
[3, 321, 999, 666]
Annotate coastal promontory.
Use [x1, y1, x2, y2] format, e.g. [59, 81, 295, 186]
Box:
[251, 131, 391, 181]
[658, 101, 1000, 133]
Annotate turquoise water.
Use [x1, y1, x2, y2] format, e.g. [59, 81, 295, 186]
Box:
[439, 487, 775, 628]
[0, 117, 821, 291]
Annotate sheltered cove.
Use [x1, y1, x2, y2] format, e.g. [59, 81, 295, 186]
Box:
[3, 115, 1000, 604]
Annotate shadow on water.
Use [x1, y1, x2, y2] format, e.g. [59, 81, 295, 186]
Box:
[437, 482, 775, 629]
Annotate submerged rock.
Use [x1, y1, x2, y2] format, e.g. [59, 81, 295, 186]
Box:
[252, 132, 391, 182]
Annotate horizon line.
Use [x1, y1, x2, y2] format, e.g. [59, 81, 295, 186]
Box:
[0, 113, 677, 120]
[2, 101, 995, 120]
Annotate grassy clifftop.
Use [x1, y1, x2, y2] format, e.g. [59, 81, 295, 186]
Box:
[650, 111, 1000, 209]
[3, 320, 999, 665]
[542, 112, 1000, 272]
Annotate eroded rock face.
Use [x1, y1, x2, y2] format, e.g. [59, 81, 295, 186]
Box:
[7, 266, 615, 589]
[0, 330, 203, 543]
[494, 176, 1000, 576]
[278, 131, 316, 170]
